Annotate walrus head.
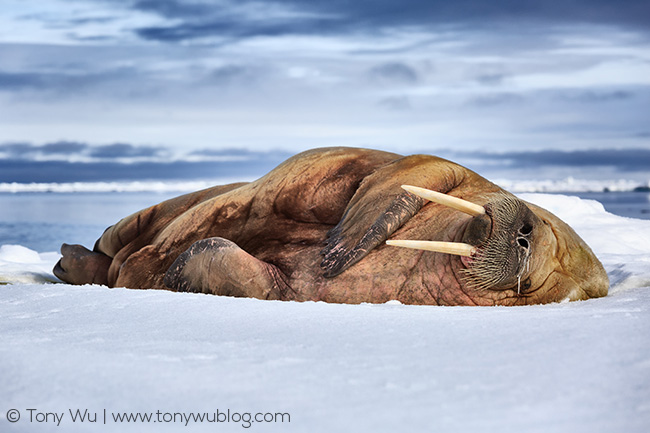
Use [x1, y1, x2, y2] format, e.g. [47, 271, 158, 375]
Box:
[387, 185, 609, 305]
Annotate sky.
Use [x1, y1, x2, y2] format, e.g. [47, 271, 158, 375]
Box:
[1, 0, 649, 182]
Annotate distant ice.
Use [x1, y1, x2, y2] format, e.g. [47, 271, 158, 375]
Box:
[1, 177, 648, 194]
[1, 194, 649, 432]
[498, 177, 649, 193]
[0, 180, 248, 194]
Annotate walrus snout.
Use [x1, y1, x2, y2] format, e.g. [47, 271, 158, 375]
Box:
[460, 195, 541, 292]
[385, 187, 546, 294]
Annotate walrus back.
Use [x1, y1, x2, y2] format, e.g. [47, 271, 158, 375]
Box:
[109, 147, 402, 290]
[94, 182, 248, 258]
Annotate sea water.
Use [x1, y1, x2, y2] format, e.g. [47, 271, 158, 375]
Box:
[1, 191, 649, 253]
[564, 191, 650, 220]
[0, 192, 180, 252]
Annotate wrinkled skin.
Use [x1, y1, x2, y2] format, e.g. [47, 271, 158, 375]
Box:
[54, 147, 609, 306]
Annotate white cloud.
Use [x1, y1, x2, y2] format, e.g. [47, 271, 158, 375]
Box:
[515, 60, 650, 90]
[0, 0, 165, 45]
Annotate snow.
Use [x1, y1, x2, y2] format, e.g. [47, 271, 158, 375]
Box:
[1, 194, 650, 432]
[0, 245, 59, 285]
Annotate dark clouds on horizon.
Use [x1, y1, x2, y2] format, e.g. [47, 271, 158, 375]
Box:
[0, 141, 293, 182]
[0, 141, 169, 161]
[443, 148, 650, 171]
[1, 141, 649, 183]
[0, 160, 268, 183]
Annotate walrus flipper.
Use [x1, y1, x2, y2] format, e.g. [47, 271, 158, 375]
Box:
[164, 237, 292, 300]
[321, 154, 465, 277]
[53, 243, 112, 285]
[321, 192, 423, 277]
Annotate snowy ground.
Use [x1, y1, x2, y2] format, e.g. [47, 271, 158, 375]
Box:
[1, 194, 650, 432]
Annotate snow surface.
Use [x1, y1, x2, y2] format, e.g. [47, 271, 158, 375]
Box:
[1, 194, 650, 432]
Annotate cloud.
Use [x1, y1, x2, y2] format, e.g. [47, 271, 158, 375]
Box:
[67, 16, 119, 26]
[0, 141, 89, 158]
[475, 73, 508, 86]
[89, 143, 168, 159]
[368, 62, 418, 84]
[190, 148, 290, 158]
[67, 34, 118, 42]
[466, 92, 524, 107]
[203, 65, 262, 87]
[378, 96, 412, 111]
[444, 148, 650, 171]
[0, 142, 34, 157]
[0, 141, 168, 162]
[41, 141, 88, 155]
[0, 142, 292, 182]
[0, 72, 50, 90]
[132, 0, 214, 19]
[135, 21, 237, 42]
[135, 17, 341, 43]
[556, 90, 635, 103]
[0, 69, 137, 94]
[0, 160, 250, 183]
[129, 0, 650, 43]
[132, 0, 345, 42]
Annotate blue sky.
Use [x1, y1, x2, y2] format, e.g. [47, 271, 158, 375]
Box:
[1, 0, 649, 181]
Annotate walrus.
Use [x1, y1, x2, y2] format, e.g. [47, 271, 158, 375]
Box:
[53, 147, 609, 306]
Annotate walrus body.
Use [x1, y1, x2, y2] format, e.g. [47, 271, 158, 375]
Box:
[54, 147, 609, 306]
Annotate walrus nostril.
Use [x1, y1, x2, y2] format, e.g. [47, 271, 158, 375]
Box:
[517, 237, 529, 249]
[520, 223, 533, 235]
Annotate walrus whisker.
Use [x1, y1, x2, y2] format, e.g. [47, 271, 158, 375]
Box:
[401, 185, 486, 217]
[386, 240, 477, 257]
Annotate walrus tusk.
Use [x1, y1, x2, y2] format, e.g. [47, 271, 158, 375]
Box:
[386, 240, 477, 257]
[402, 185, 486, 217]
